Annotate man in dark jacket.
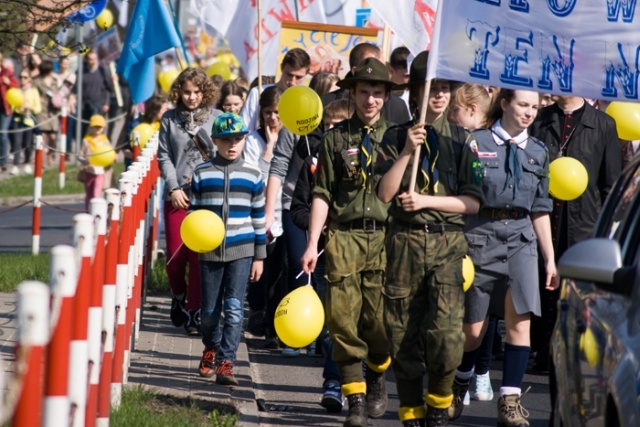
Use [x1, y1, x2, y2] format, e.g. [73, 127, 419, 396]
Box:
[528, 95, 622, 373]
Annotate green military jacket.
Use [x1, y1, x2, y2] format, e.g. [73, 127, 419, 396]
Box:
[313, 114, 391, 224]
[379, 115, 485, 226]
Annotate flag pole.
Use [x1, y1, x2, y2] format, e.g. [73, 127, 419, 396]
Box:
[381, 23, 391, 64]
[408, 80, 432, 193]
[257, 0, 263, 93]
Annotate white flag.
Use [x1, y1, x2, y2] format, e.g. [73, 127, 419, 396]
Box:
[190, 0, 327, 80]
[111, 0, 129, 27]
[367, 0, 436, 56]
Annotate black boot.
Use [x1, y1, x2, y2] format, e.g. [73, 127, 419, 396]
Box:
[426, 405, 449, 427]
[403, 418, 426, 427]
[344, 393, 368, 427]
[365, 368, 388, 418]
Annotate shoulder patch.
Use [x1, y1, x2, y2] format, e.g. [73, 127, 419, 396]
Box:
[468, 139, 479, 154]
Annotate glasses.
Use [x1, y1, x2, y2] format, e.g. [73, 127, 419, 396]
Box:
[19, 75, 29, 79]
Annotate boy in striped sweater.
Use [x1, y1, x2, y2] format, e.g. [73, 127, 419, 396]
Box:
[190, 112, 266, 386]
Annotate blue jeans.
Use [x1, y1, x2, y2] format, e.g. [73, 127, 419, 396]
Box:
[0, 111, 13, 167]
[200, 257, 252, 363]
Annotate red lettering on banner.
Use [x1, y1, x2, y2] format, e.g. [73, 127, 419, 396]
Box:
[415, 0, 436, 36]
[244, 40, 257, 62]
[267, 0, 295, 22]
[297, 0, 315, 14]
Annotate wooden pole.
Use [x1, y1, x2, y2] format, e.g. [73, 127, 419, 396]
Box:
[408, 80, 432, 193]
[381, 23, 391, 64]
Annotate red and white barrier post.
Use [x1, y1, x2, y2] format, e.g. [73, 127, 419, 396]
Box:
[68, 213, 94, 427]
[32, 135, 44, 255]
[13, 281, 50, 427]
[59, 106, 67, 189]
[86, 198, 108, 427]
[111, 175, 133, 409]
[97, 189, 120, 427]
[44, 245, 77, 427]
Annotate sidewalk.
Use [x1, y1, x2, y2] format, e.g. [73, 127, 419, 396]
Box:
[0, 292, 259, 426]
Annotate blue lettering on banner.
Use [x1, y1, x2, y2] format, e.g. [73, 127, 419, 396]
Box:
[601, 43, 640, 99]
[547, 0, 577, 17]
[537, 35, 574, 92]
[509, 0, 529, 13]
[499, 29, 534, 87]
[607, 0, 637, 23]
[468, 21, 500, 80]
[474, 0, 501, 5]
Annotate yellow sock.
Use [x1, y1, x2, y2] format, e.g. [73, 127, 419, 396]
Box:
[342, 381, 366, 396]
[399, 405, 426, 421]
[424, 392, 453, 409]
[366, 355, 392, 373]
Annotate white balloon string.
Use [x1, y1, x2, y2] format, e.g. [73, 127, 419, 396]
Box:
[166, 242, 185, 266]
[296, 249, 324, 279]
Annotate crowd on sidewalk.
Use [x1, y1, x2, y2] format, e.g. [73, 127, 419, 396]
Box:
[2, 39, 634, 427]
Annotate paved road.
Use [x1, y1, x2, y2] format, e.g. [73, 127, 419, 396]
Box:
[0, 200, 553, 426]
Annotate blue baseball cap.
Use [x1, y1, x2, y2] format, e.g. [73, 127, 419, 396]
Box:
[212, 113, 248, 139]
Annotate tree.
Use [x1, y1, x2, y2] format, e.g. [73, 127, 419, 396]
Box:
[0, 0, 92, 54]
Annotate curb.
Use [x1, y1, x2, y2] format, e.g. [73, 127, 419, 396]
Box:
[234, 340, 260, 427]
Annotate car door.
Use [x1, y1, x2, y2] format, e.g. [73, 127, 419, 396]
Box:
[573, 163, 640, 426]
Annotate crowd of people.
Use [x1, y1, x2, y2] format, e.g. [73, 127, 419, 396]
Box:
[0, 39, 631, 427]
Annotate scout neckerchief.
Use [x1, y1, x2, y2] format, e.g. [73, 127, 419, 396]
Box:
[360, 126, 373, 186]
[491, 119, 528, 198]
[420, 126, 439, 193]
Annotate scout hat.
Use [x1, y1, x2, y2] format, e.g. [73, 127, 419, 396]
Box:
[394, 50, 428, 90]
[336, 57, 394, 90]
[89, 114, 106, 128]
[211, 112, 248, 139]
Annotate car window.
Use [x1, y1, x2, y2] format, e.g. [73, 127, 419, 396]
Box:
[605, 164, 640, 265]
[595, 160, 640, 239]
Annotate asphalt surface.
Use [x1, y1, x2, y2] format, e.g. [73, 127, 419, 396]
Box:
[0, 197, 553, 426]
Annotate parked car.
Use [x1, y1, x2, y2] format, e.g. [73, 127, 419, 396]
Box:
[551, 157, 640, 427]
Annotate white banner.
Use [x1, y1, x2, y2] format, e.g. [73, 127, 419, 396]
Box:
[190, 0, 327, 80]
[427, 0, 640, 101]
[367, 0, 436, 56]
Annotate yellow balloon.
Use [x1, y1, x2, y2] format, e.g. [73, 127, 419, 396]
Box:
[582, 328, 600, 368]
[274, 285, 324, 348]
[278, 86, 322, 136]
[180, 210, 225, 253]
[549, 157, 588, 201]
[605, 101, 640, 140]
[206, 62, 231, 80]
[158, 69, 180, 93]
[89, 143, 116, 167]
[131, 123, 155, 149]
[96, 8, 114, 30]
[462, 255, 475, 292]
[6, 88, 24, 109]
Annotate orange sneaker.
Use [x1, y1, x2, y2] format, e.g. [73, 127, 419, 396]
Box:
[198, 347, 216, 378]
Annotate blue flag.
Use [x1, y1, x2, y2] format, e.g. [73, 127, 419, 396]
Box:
[117, 0, 181, 104]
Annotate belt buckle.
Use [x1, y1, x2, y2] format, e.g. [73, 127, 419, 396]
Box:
[363, 218, 375, 233]
[497, 210, 509, 220]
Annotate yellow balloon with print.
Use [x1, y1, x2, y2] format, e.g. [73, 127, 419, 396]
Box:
[180, 210, 225, 253]
[89, 143, 117, 167]
[131, 123, 155, 149]
[158, 69, 180, 93]
[582, 327, 600, 368]
[549, 157, 588, 201]
[462, 255, 475, 292]
[274, 285, 324, 348]
[278, 86, 322, 136]
[6, 88, 24, 109]
[605, 101, 640, 141]
[206, 62, 231, 80]
[96, 8, 114, 30]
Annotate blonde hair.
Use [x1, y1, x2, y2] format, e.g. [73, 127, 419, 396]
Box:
[453, 83, 492, 128]
[323, 99, 354, 123]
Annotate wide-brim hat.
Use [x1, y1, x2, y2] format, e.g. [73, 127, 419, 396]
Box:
[394, 50, 428, 90]
[336, 57, 394, 90]
[211, 112, 248, 139]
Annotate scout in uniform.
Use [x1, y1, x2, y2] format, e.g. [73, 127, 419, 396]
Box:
[448, 89, 558, 427]
[377, 51, 485, 427]
[300, 57, 394, 427]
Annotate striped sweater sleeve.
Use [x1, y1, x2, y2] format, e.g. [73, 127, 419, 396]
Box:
[251, 173, 267, 259]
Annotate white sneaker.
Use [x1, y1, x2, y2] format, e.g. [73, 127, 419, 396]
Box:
[472, 371, 494, 401]
[9, 166, 19, 176]
[463, 390, 470, 405]
[23, 164, 32, 175]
